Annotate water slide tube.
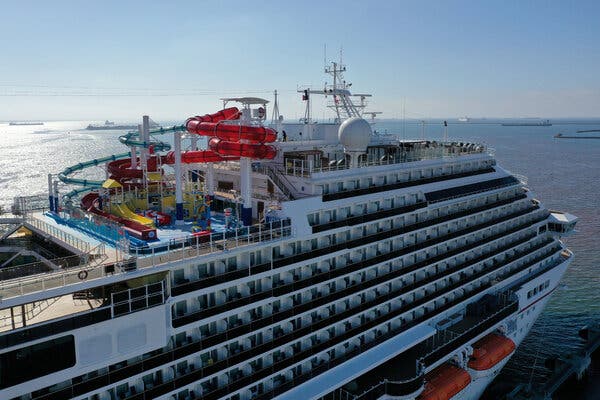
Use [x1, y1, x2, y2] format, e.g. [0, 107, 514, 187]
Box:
[184, 107, 277, 160]
[111, 203, 155, 227]
[161, 107, 243, 164]
[107, 125, 184, 181]
[208, 138, 277, 159]
[107, 156, 163, 180]
[118, 125, 182, 151]
[188, 122, 277, 143]
[163, 150, 233, 165]
[81, 192, 157, 241]
[59, 152, 131, 189]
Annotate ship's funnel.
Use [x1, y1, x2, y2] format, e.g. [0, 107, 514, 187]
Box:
[338, 117, 371, 167]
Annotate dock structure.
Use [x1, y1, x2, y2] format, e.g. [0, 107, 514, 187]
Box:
[506, 324, 600, 400]
[554, 133, 600, 139]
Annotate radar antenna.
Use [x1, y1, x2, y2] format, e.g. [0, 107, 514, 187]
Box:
[297, 48, 380, 123]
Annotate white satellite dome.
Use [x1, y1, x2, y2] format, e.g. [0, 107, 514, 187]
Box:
[338, 117, 372, 152]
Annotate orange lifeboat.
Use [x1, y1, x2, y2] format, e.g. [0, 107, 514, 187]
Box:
[417, 363, 471, 400]
[468, 333, 516, 371]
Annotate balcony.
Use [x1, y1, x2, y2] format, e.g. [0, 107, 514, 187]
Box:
[322, 167, 495, 202]
[26, 238, 563, 400]
[172, 194, 537, 299]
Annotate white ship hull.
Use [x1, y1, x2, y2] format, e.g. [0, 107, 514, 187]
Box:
[458, 256, 570, 400]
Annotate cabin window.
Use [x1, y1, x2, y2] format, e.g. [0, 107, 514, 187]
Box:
[217, 180, 234, 191]
[0, 335, 76, 388]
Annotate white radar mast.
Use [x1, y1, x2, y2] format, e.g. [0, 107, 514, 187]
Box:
[297, 48, 380, 123]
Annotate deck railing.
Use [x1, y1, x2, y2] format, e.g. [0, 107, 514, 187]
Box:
[134, 219, 292, 269]
[282, 143, 491, 177]
[25, 216, 91, 253]
[0, 220, 290, 300]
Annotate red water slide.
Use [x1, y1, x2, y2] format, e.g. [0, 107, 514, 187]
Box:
[107, 157, 161, 180]
[184, 107, 277, 160]
[188, 122, 277, 143]
[208, 138, 277, 159]
[163, 150, 234, 164]
[185, 107, 241, 126]
[108, 107, 277, 181]
[81, 192, 156, 240]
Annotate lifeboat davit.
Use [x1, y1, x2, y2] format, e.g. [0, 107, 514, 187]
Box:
[417, 363, 471, 400]
[189, 122, 277, 143]
[208, 138, 277, 159]
[468, 333, 516, 371]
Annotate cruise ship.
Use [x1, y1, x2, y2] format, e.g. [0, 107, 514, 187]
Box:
[0, 62, 577, 400]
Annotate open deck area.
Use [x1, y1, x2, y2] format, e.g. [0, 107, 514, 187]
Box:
[0, 211, 291, 303]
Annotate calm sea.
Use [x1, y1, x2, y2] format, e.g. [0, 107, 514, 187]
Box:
[0, 118, 598, 398]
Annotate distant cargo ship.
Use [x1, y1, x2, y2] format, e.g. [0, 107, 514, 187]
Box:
[86, 120, 140, 130]
[502, 119, 552, 127]
[9, 121, 44, 126]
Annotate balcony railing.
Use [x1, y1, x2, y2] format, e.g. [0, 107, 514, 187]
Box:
[0, 220, 289, 301]
[322, 167, 496, 202]
[0, 280, 167, 350]
[134, 219, 292, 268]
[285, 142, 490, 177]
[24, 240, 564, 400]
[171, 199, 540, 299]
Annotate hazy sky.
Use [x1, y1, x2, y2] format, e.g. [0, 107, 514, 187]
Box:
[1, 1, 599, 121]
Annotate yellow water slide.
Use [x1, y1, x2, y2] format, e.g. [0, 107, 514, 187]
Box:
[111, 203, 155, 227]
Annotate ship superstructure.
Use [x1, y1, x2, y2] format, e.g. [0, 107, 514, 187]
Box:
[0, 62, 576, 400]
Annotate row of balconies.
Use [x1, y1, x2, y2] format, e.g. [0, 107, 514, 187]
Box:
[311, 172, 516, 233]
[171, 187, 528, 301]
[42, 234, 559, 400]
[157, 244, 562, 400]
[171, 195, 534, 317]
[221, 244, 562, 400]
[164, 230, 551, 395]
[173, 232, 553, 372]
[320, 159, 495, 200]
[171, 207, 544, 341]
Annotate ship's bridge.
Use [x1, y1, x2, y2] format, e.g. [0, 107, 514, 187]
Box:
[547, 211, 577, 237]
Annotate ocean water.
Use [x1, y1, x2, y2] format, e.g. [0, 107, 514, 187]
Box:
[0, 119, 599, 398]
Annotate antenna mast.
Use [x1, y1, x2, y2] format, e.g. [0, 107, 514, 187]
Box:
[271, 89, 280, 124]
[297, 48, 380, 123]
